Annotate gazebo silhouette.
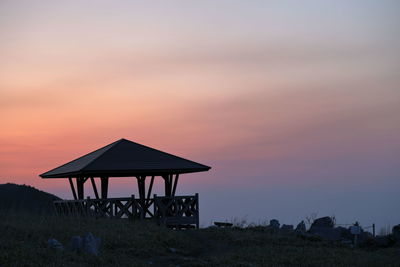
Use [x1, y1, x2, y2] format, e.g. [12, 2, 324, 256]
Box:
[40, 138, 211, 228]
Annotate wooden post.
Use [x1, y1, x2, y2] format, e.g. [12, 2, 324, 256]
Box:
[163, 174, 172, 197]
[86, 196, 90, 215]
[145, 176, 154, 207]
[131, 194, 135, 218]
[90, 177, 99, 199]
[373, 223, 375, 237]
[136, 176, 145, 200]
[153, 194, 158, 219]
[76, 177, 85, 200]
[68, 177, 78, 200]
[136, 176, 146, 214]
[195, 193, 199, 229]
[172, 174, 179, 197]
[101, 177, 109, 199]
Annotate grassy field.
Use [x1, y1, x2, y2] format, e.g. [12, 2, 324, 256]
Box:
[0, 213, 399, 267]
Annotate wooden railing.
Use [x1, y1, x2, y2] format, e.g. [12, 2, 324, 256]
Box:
[54, 196, 144, 219]
[154, 194, 199, 228]
[53, 194, 199, 228]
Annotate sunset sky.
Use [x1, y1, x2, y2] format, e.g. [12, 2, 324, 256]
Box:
[1, 1, 399, 228]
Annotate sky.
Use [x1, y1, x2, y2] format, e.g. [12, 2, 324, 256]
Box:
[1, 0, 399, 229]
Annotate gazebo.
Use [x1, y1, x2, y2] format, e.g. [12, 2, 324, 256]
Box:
[40, 138, 211, 228]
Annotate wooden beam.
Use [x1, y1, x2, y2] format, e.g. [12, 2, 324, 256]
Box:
[101, 177, 109, 199]
[146, 176, 154, 203]
[136, 176, 146, 201]
[90, 177, 99, 199]
[68, 177, 77, 200]
[163, 174, 172, 197]
[76, 177, 85, 200]
[172, 174, 179, 197]
[162, 175, 167, 196]
[136, 176, 147, 216]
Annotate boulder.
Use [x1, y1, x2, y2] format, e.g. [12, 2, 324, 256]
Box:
[309, 217, 335, 238]
[310, 217, 334, 228]
[269, 219, 280, 229]
[392, 224, 400, 241]
[295, 221, 306, 233]
[66, 233, 101, 255]
[281, 224, 294, 232]
[82, 232, 101, 255]
[47, 238, 64, 251]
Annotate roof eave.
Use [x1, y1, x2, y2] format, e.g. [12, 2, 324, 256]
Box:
[40, 167, 211, 179]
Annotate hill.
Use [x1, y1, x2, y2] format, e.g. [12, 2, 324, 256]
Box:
[0, 214, 398, 266]
[0, 183, 60, 214]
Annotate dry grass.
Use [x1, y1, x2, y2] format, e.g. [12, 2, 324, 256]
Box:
[0, 213, 399, 267]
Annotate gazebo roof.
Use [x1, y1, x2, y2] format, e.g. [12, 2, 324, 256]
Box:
[40, 138, 211, 178]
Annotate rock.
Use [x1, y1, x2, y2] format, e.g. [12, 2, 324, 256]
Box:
[47, 238, 64, 251]
[393, 224, 400, 241]
[269, 219, 280, 229]
[82, 232, 101, 255]
[62, 233, 101, 255]
[309, 217, 335, 238]
[67, 235, 83, 253]
[311, 217, 334, 228]
[295, 221, 306, 233]
[281, 224, 294, 232]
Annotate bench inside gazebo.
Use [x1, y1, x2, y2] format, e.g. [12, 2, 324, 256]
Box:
[40, 138, 211, 228]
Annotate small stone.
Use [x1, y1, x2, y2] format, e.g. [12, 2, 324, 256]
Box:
[269, 219, 280, 229]
[82, 232, 101, 255]
[48, 238, 64, 251]
[295, 221, 306, 233]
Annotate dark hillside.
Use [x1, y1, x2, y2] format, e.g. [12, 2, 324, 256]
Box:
[0, 214, 399, 266]
[0, 183, 60, 214]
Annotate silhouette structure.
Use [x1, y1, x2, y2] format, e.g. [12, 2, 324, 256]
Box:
[40, 138, 211, 228]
